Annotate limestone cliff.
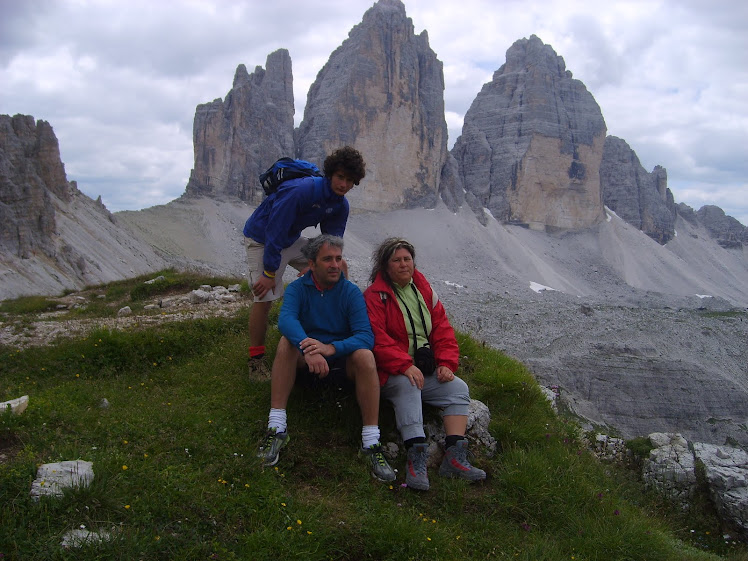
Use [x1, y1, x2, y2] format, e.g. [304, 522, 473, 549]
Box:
[600, 136, 676, 244]
[295, 0, 447, 211]
[185, 49, 294, 205]
[0, 114, 166, 300]
[1, 115, 70, 259]
[450, 35, 607, 231]
[695, 205, 748, 249]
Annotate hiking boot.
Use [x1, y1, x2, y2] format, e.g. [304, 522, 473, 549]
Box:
[248, 358, 271, 381]
[360, 442, 396, 482]
[439, 439, 486, 482]
[405, 443, 430, 491]
[257, 428, 290, 466]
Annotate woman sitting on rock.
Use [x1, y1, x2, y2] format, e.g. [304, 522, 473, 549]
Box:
[363, 237, 485, 491]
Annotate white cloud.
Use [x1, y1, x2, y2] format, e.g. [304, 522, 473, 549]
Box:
[0, 0, 745, 225]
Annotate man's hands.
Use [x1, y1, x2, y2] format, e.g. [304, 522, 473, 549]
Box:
[252, 275, 276, 299]
[300, 337, 335, 377]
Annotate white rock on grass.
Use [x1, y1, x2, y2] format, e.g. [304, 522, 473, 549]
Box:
[1, 395, 29, 415]
[30, 460, 94, 500]
[61, 528, 113, 548]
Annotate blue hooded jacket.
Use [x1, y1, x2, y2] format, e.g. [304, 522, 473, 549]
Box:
[243, 176, 349, 272]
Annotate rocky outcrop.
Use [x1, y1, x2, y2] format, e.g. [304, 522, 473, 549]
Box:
[0, 114, 69, 259]
[295, 0, 447, 211]
[450, 35, 607, 231]
[696, 205, 748, 249]
[641, 433, 748, 538]
[600, 136, 676, 244]
[185, 49, 295, 205]
[677, 202, 699, 226]
[0, 114, 167, 300]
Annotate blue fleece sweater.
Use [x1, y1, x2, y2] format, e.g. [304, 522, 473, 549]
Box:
[278, 271, 374, 358]
[243, 176, 349, 272]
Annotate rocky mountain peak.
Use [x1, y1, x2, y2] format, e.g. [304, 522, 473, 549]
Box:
[295, 0, 447, 211]
[0, 114, 66, 258]
[450, 35, 607, 230]
[600, 136, 676, 244]
[696, 205, 748, 249]
[185, 49, 294, 204]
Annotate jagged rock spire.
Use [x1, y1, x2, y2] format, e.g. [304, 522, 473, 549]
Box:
[296, 0, 448, 211]
[185, 49, 294, 204]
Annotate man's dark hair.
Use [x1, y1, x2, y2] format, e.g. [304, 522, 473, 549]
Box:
[302, 234, 345, 262]
[323, 146, 366, 185]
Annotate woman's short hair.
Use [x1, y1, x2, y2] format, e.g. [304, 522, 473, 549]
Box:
[302, 234, 345, 262]
[369, 237, 416, 285]
[323, 146, 366, 185]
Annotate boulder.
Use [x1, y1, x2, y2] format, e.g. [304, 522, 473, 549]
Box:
[642, 433, 697, 507]
[0, 394, 29, 415]
[423, 398, 497, 468]
[692, 443, 748, 537]
[30, 460, 94, 500]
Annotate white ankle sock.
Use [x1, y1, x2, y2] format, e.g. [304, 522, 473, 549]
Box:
[361, 425, 380, 448]
[268, 408, 287, 433]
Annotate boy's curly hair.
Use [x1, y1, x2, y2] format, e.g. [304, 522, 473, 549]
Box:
[323, 146, 366, 185]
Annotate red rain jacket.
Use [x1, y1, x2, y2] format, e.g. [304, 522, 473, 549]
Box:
[364, 269, 459, 386]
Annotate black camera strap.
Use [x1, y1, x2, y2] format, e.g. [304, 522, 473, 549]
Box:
[395, 284, 430, 354]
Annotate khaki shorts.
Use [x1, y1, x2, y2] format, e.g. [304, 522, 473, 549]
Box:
[245, 236, 309, 303]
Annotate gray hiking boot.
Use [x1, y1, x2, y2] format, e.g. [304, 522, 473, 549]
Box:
[405, 443, 430, 491]
[439, 439, 486, 481]
[360, 442, 396, 482]
[257, 428, 290, 466]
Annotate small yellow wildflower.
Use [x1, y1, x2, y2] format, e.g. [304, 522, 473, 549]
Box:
[122, 465, 128, 470]
[75, 374, 80, 378]
[307, 531, 312, 535]
[427, 537, 432, 541]
[124, 505, 130, 509]
[144, 453, 149, 458]
[281, 502, 286, 507]
[297, 520, 302, 525]
[287, 526, 292, 531]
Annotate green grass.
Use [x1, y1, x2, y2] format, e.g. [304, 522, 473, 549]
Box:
[0, 278, 745, 560]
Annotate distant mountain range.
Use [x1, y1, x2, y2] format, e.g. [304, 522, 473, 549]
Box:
[1, 0, 746, 302]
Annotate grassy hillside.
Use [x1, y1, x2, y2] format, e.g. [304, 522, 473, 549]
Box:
[0, 274, 745, 560]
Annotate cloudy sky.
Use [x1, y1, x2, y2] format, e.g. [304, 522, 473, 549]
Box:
[2, 0, 746, 225]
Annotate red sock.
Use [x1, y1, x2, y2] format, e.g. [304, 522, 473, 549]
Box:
[249, 345, 265, 359]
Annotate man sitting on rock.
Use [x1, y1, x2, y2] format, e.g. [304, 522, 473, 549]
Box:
[256, 234, 395, 483]
[243, 146, 366, 377]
